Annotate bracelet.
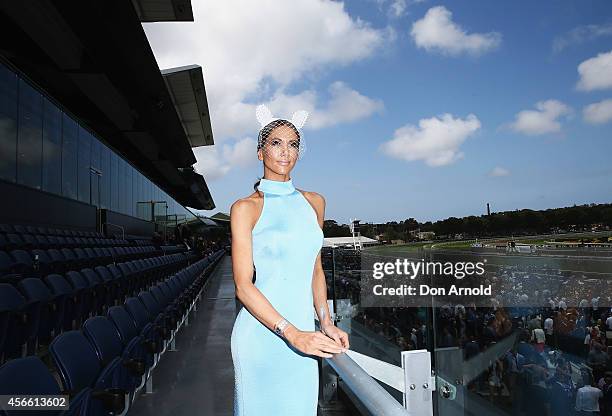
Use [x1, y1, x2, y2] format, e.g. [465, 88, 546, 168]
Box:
[274, 318, 291, 337]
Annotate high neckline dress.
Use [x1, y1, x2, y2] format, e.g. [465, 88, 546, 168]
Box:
[231, 177, 324, 415]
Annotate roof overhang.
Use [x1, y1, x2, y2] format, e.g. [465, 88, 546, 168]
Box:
[131, 0, 194, 22]
[176, 168, 215, 210]
[0, 0, 215, 210]
[162, 65, 214, 148]
[183, 216, 220, 228]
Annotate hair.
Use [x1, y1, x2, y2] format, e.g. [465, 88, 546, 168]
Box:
[254, 119, 301, 191]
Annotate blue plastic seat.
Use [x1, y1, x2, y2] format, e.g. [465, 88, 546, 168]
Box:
[65, 271, 93, 324]
[9, 249, 35, 276]
[17, 278, 61, 345]
[83, 316, 144, 400]
[80, 268, 107, 315]
[107, 306, 155, 369]
[94, 266, 120, 307]
[5, 234, 26, 250]
[59, 248, 80, 271]
[49, 331, 127, 416]
[44, 274, 78, 331]
[0, 283, 40, 360]
[0, 356, 86, 416]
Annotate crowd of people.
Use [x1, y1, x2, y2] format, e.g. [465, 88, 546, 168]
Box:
[326, 248, 612, 415]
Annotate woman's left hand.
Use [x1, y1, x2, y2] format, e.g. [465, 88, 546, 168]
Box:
[321, 322, 350, 351]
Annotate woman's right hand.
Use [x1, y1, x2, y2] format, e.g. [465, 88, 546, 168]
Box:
[285, 328, 347, 358]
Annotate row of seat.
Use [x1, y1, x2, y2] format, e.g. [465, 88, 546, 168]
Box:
[0, 252, 196, 362]
[0, 223, 106, 239]
[0, 246, 162, 281]
[0, 233, 133, 251]
[0, 249, 224, 416]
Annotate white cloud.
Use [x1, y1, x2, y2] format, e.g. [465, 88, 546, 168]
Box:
[193, 83, 384, 178]
[553, 23, 612, 53]
[489, 166, 510, 177]
[410, 6, 501, 56]
[277, 81, 385, 129]
[194, 136, 265, 180]
[390, 0, 407, 18]
[192, 147, 230, 181]
[234, 80, 384, 133]
[583, 99, 612, 124]
[370, 0, 426, 18]
[379, 113, 481, 167]
[143, 0, 390, 179]
[508, 100, 572, 136]
[222, 137, 258, 168]
[576, 50, 612, 91]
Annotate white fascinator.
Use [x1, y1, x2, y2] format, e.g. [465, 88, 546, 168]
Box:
[255, 104, 309, 159]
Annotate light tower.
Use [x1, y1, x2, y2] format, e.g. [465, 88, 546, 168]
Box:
[349, 218, 362, 251]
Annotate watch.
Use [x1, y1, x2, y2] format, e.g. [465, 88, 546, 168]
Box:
[274, 318, 290, 336]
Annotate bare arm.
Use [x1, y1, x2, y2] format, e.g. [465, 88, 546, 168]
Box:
[231, 198, 293, 335]
[309, 193, 333, 328]
[230, 194, 345, 357]
[308, 192, 349, 349]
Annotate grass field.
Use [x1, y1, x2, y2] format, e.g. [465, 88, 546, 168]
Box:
[362, 230, 612, 254]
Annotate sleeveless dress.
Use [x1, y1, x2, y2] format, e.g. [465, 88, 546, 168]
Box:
[230, 177, 325, 415]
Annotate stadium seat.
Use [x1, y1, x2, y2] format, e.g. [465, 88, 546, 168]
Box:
[0, 283, 41, 360]
[0, 356, 86, 416]
[83, 316, 144, 404]
[17, 278, 61, 345]
[65, 271, 94, 324]
[49, 331, 128, 416]
[44, 274, 79, 331]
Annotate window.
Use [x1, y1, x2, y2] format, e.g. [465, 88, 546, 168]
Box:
[126, 163, 134, 216]
[61, 114, 78, 199]
[42, 97, 62, 194]
[0, 64, 18, 182]
[100, 143, 110, 209]
[17, 79, 43, 189]
[90, 136, 101, 207]
[77, 126, 91, 203]
[118, 157, 126, 214]
[110, 151, 119, 212]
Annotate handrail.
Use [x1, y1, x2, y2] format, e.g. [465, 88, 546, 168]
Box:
[324, 352, 410, 416]
[105, 222, 125, 240]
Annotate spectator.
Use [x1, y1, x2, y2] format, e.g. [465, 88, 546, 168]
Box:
[575, 372, 603, 415]
[410, 328, 418, 349]
[152, 231, 163, 248]
[588, 343, 609, 383]
[549, 366, 576, 416]
[531, 326, 546, 353]
[545, 315, 555, 347]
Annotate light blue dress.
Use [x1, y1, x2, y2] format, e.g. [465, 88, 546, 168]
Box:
[231, 177, 324, 415]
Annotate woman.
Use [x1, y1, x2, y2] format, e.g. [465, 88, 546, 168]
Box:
[230, 104, 350, 415]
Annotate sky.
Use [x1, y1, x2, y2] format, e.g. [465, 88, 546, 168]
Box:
[142, 0, 612, 224]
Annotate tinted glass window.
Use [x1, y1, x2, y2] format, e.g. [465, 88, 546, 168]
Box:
[0, 64, 18, 182]
[42, 98, 62, 194]
[17, 79, 43, 189]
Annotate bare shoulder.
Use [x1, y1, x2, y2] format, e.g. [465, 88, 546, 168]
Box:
[230, 191, 263, 228]
[297, 189, 326, 218]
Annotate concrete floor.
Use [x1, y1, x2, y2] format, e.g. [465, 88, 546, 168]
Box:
[127, 255, 355, 416]
[129, 255, 238, 416]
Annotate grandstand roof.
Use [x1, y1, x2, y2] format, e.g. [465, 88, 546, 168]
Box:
[161, 65, 214, 148]
[131, 0, 194, 22]
[0, 1, 214, 210]
[210, 213, 230, 223]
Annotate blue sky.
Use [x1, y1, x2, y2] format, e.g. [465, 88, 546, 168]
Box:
[144, 0, 612, 224]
